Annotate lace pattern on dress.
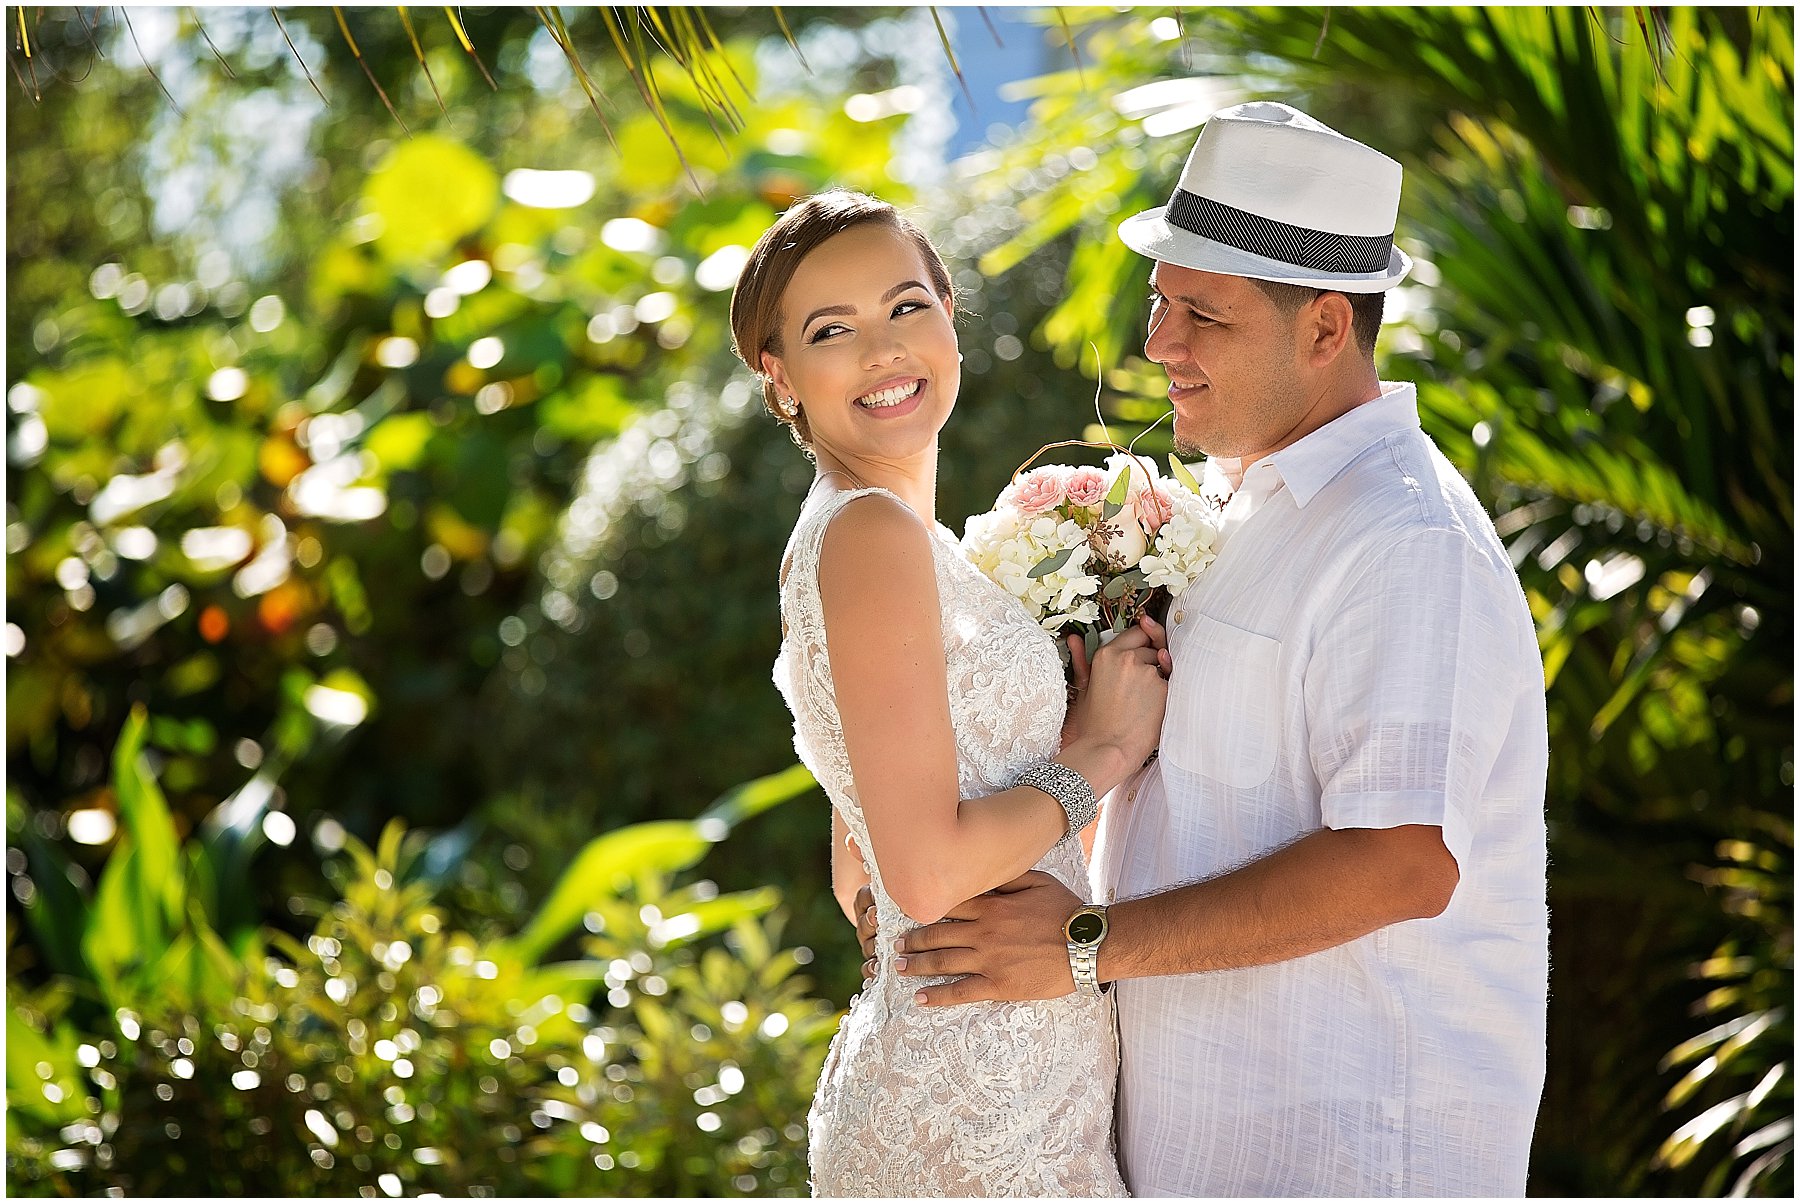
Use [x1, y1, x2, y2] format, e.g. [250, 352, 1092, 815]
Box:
[773, 485, 1127, 1198]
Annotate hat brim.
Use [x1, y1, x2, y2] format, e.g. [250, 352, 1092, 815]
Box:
[1118, 207, 1411, 293]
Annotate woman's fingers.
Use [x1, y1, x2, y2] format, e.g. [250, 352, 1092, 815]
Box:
[1066, 632, 1091, 691]
[1096, 626, 1153, 655]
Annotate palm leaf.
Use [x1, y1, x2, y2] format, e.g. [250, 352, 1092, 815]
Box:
[332, 6, 411, 134]
[394, 5, 449, 115]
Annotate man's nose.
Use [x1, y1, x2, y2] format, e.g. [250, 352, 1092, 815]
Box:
[1144, 305, 1183, 366]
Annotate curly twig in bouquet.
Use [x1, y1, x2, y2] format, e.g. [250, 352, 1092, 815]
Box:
[960, 365, 1224, 681]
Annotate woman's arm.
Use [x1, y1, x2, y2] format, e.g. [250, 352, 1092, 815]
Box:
[830, 808, 872, 925]
[819, 494, 1161, 925]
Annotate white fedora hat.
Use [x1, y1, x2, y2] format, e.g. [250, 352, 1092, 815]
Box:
[1118, 101, 1411, 292]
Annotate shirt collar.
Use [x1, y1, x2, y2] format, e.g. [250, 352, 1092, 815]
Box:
[1261, 380, 1420, 509]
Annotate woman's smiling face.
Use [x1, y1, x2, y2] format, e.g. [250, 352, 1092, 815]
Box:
[760, 222, 960, 470]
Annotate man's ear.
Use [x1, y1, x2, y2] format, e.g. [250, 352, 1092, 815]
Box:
[760, 350, 792, 399]
[1303, 292, 1356, 367]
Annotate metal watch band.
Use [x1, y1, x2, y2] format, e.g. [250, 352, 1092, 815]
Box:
[1015, 759, 1099, 845]
[1069, 939, 1103, 994]
[1066, 905, 1109, 996]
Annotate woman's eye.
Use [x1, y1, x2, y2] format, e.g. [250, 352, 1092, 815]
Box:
[893, 298, 929, 318]
[809, 323, 849, 343]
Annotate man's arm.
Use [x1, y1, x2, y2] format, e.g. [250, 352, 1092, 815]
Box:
[1105, 821, 1456, 978]
[895, 822, 1457, 1006]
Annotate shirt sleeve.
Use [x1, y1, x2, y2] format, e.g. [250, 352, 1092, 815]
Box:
[1304, 527, 1526, 865]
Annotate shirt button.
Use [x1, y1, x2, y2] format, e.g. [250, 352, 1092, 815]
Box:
[1173, 609, 1185, 624]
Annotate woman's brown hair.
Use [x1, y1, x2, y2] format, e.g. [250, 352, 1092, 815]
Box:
[729, 190, 955, 448]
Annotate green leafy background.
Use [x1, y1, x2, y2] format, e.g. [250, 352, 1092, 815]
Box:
[5, 6, 1790, 1197]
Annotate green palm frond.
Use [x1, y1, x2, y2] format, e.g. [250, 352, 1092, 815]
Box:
[332, 7, 410, 134]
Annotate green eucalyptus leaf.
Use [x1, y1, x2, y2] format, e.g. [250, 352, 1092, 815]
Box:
[1028, 546, 1077, 579]
[1106, 464, 1133, 507]
[1168, 454, 1205, 495]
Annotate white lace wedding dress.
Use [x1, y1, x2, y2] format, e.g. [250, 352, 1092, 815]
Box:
[774, 485, 1127, 1198]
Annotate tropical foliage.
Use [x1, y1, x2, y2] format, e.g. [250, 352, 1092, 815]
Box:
[9, 709, 833, 1195]
[7, 5, 1792, 1198]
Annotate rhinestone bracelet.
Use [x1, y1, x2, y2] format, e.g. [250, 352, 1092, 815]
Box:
[1015, 760, 1099, 845]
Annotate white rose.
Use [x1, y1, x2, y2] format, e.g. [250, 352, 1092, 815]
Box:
[1096, 499, 1149, 566]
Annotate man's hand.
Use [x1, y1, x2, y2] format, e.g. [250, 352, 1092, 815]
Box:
[893, 870, 1084, 1006]
[854, 883, 878, 982]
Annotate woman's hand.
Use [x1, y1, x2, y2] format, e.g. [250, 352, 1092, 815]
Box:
[1067, 614, 1170, 770]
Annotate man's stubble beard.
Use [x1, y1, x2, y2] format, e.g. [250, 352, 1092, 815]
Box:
[1171, 412, 1219, 460]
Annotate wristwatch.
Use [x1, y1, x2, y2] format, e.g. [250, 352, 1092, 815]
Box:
[1064, 905, 1110, 995]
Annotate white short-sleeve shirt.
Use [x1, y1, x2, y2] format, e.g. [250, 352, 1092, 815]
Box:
[1092, 382, 1549, 1197]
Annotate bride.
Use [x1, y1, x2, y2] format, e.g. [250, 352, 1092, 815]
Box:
[729, 190, 1166, 1196]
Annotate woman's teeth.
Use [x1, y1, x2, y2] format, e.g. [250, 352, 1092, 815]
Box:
[857, 381, 920, 409]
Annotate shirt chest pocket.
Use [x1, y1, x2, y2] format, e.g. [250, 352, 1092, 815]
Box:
[1162, 613, 1284, 789]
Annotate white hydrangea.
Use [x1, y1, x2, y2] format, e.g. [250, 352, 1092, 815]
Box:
[962, 509, 1100, 627]
[1138, 487, 1223, 594]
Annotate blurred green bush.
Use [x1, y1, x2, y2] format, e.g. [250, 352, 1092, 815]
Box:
[8, 712, 836, 1195]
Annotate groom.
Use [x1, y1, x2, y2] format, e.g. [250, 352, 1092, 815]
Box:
[880, 102, 1550, 1195]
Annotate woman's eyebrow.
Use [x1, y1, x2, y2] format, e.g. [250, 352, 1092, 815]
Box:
[800, 302, 854, 331]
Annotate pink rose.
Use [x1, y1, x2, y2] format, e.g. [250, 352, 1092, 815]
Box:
[1134, 482, 1173, 533]
[1002, 466, 1070, 515]
[1064, 467, 1107, 510]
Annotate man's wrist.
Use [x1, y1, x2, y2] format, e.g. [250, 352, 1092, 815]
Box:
[1092, 896, 1141, 986]
[1063, 904, 1110, 995]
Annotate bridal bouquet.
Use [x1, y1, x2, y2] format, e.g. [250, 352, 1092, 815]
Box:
[961, 449, 1224, 667]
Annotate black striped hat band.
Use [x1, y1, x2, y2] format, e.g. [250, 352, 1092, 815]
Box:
[1166, 189, 1392, 275]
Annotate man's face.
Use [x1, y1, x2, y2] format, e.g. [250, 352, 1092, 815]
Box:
[1143, 262, 1310, 463]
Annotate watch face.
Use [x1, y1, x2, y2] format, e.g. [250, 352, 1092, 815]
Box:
[1067, 911, 1106, 945]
